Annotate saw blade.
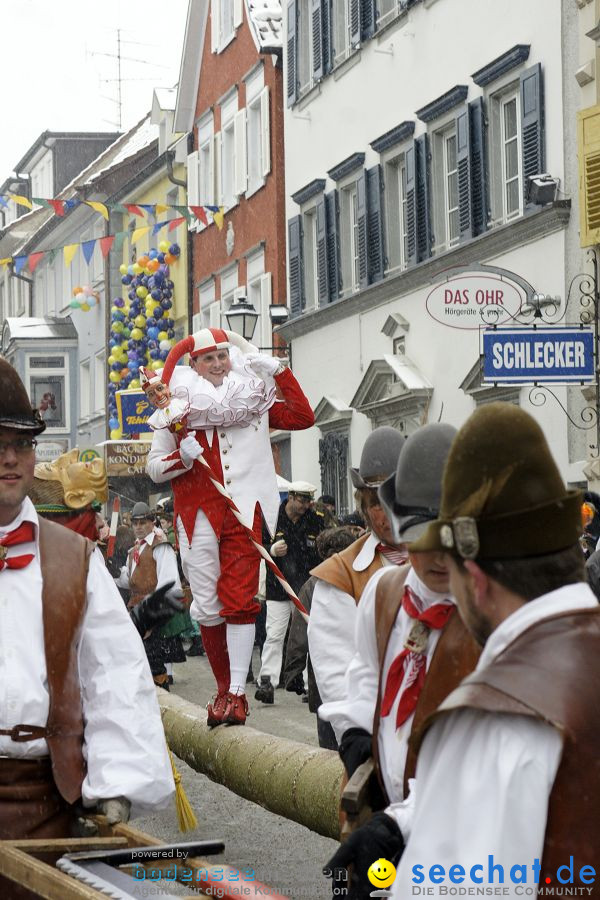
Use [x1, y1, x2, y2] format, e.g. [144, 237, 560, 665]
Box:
[57, 857, 180, 899]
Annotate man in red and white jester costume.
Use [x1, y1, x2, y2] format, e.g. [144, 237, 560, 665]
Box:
[145, 328, 314, 725]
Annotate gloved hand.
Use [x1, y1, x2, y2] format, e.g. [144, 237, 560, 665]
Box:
[245, 352, 286, 379]
[179, 432, 203, 465]
[130, 581, 186, 637]
[98, 797, 131, 826]
[271, 539, 288, 557]
[285, 673, 305, 695]
[339, 727, 373, 778]
[324, 812, 405, 899]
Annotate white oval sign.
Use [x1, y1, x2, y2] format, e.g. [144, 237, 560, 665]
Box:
[426, 273, 526, 331]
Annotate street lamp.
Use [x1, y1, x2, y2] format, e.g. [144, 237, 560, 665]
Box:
[225, 297, 259, 341]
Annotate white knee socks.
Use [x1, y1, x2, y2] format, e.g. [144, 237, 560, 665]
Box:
[226, 623, 255, 695]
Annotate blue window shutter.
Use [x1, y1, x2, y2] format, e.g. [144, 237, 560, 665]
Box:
[361, 0, 376, 40]
[405, 144, 417, 267]
[456, 106, 472, 241]
[287, 0, 298, 107]
[288, 215, 304, 317]
[350, 0, 360, 48]
[312, 0, 324, 81]
[520, 63, 544, 208]
[315, 195, 329, 305]
[356, 170, 368, 289]
[366, 164, 384, 284]
[322, 0, 332, 75]
[415, 134, 432, 262]
[326, 190, 341, 302]
[469, 97, 488, 236]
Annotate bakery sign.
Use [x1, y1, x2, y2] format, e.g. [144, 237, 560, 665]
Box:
[105, 441, 150, 476]
[425, 266, 528, 331]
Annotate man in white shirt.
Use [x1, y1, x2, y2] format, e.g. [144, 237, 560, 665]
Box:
[391, 403, 596, 898]
[0, 357, 173, 841]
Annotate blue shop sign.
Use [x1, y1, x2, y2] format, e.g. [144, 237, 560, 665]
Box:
[116, 390, 153, 434]
[482, 327, 595, 384]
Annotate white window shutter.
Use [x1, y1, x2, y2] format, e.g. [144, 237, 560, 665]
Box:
[211, 0, 220, 52]
[192, 312, 202, 332]
[207, 138, 215, 206]
[214, 132, 223, 206]
[187, 150, 199, 230]
[234, 0, 243, 28]
[210, 302, 221, 328]
[234, 108, 247, 198]
[260, 274, 272, 351]
[260, 87, 271, 178]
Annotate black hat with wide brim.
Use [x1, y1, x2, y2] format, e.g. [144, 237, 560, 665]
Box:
[0, 358, 46, 435]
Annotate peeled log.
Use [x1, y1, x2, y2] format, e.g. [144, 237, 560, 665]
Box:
[159, 691, 343, 839]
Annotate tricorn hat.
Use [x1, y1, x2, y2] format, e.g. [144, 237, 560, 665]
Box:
[378, 423, 457, 544]
[350, 426, 405, 489]
[0, 357, 46, 435]
[410, 403, 583, 559]
[131, 501, 153, 521]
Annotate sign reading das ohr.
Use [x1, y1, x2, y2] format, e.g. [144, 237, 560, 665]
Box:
[482, 327, 595, 384]
[426, 272, 525, 330]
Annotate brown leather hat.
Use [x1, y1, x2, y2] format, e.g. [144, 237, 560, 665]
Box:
[0, 357, 46, 435]
[411, 402, 582, 559]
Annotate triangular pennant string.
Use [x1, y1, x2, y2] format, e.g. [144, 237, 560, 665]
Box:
[168, 216, 185, 232]
[175, 205, 192, 222]
[124, 204, 145, 218]
[63, 244, 78, 266]
[49, 200, 66, 216]
[10, 194, 33, 210]
[132, 225, 150, 244]
[14, 256, 27, 274]
[113, 231, 127, 252]
[99, 235, 115, 259]
[155, 203, 169, 215]
[28, 252, 44, 273]
[81, 240, 97, 265]
[85, 200, 109, 220]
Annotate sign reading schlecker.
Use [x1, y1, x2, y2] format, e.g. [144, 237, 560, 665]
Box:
[483, 327, 595, 384]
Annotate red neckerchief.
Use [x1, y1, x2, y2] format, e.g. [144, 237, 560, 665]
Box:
[0, 521, 36, 572]
[381, 584, 454, 728]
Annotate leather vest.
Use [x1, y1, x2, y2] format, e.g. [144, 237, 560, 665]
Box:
[417, 608, 600, 880]
[372, 566, 480, 799]
[38, 517, 93, 804]
[310, 534, 383, 603]
[128, 536, 167, 607]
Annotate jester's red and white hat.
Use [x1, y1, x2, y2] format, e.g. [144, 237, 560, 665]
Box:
[160, 328, 256, 387]
[140, 367, 164, 391]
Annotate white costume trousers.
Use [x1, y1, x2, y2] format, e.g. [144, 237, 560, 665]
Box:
[177, 511, 222, 627]
[259, 600, 293, 682]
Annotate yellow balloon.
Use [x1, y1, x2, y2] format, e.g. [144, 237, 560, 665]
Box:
[134, 315, 146, 328]
[129, 378, 141, 390]
[151, 360, 163, 371]
[108, 355, 116, 366]
[120, 341, 129, 351]
[158, 331, 168, 341]
[131, 327, 143, 340]
[159, 240, 170, 253]
[109, 371, 121, 384]
[80, 303, 91, 311]
[132, 263, 143, 275]
[119, 264, 128, 275]
[110, 428, 123, 440]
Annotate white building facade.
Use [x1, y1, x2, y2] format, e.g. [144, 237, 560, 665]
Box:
[280, 0, 589, 513]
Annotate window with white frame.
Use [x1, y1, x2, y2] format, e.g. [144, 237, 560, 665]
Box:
[384, 151, 409, 274]
[220, 264, 239, 316]
[246, 66, 270, 197]
[488, 83, 523, 225]
[198, 112, 215, 214]
[94, 350, 105, 413]
[211, 0, 242, 53]
[333, 0, 358, 67]
[26, 353, 69, 432]
[302, 207, 319, 311]
[377, 0, 400, 29]
[432, 123, 459, 253]
[220, 92, 238, 210]
[298, 0, 314, 95]
[246, 248, 272, 350]
[340, 181, 360, 295]
[79, 359, 90, 419]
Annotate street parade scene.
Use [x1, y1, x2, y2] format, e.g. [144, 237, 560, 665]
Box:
[1, 0, 600, 897]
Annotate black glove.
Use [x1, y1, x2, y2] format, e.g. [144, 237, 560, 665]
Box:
[130, 581, 185, 637]
[285, 673, 305, 695]
[324, 812, 405, 899]
[339, 727, 373, 778]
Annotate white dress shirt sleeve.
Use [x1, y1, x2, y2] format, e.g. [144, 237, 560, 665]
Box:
[78, 549, 174, 815]
[308, 581, 357, 705]
[392, 708, 562, 898]
[146, 426, 192, 483]
[152, 542, 182, 592]
[317, 569, 388, 742]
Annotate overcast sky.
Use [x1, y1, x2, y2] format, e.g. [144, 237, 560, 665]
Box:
[2, 0, 189, 180]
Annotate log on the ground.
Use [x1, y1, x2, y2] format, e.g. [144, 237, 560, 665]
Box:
[158, 691, 343, 839]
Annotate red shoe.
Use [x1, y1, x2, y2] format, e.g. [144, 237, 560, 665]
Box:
[206, 692, 228, 727]
[223, 692, 249, 726]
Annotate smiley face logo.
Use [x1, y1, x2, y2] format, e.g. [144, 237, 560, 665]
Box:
[367, 858, 396, 889]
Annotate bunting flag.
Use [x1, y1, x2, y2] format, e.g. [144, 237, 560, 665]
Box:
[151, 219, 170, 236]
[124, 204, 145, 218]
[175, 205, 192, 222]
[81, 239, 97, 265]
[212, 207, 225, 231]
[156, 203, 169, 215]
[14, 256, 27, 274]
[49, 199, 66, 217]
[168, 216, 186, 232]
[85, 200, 109, 221]
[28, 252, 44, 273]
[113, 231, 127, 252]
[131, 225, 150, 244]
[99, 235, 115, 258]
[10, 194, 33, 210]
[63, 244, 78, 267]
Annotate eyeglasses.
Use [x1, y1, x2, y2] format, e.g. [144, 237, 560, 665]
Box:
[0, 437, 37, 457]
